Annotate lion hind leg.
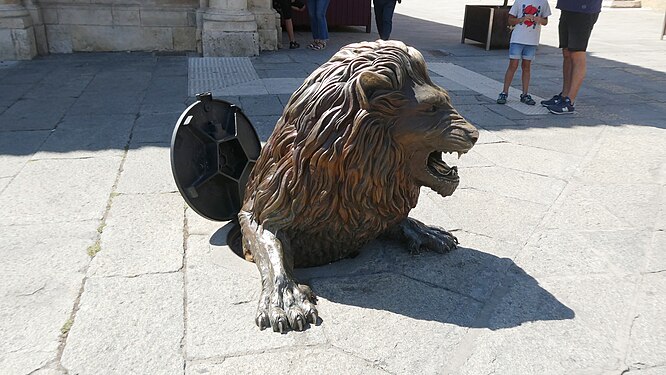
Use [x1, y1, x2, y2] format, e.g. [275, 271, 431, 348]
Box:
[383, 217, 458, 255]
[239, 212, 318, 333]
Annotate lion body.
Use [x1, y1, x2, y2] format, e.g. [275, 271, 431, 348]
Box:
[241, 41, 466, 267]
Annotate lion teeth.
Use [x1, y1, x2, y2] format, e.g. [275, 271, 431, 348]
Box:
[457, 152, 462, 159]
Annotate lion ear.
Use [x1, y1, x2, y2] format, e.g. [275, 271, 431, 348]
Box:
[357, 71, 393, 109]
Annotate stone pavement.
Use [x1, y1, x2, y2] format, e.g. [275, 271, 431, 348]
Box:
[1, 2, 665, 374]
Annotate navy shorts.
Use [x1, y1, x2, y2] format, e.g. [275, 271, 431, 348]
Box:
[558, 10, 599, 52]
[275, 0, 293, 19]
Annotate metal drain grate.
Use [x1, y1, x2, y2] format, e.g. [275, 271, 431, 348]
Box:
[188, 57, 261, 96]
[428, 62, 549, 115]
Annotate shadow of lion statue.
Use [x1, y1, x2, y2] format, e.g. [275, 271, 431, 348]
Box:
[238, 40, 479, 333]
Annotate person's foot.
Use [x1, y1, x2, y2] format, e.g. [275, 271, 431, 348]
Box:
[540, 93, 562, 107]
[520, 93, 536, 105]
[496, 92, 507, 104]
[289, 41, 300, 49]
[307, 40, 326, 50]
[547, 97, 575, 115]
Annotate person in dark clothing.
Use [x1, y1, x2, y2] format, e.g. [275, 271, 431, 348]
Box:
[373, 0, 400, 40]
[274, 0, 304, 49]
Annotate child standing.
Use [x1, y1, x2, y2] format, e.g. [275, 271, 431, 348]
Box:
[497, 0, 551, 105]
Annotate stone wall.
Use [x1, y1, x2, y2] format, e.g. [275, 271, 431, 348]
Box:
[0, 0, 279, 60]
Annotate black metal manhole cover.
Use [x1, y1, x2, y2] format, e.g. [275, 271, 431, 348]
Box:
[170, 93, 262, 221]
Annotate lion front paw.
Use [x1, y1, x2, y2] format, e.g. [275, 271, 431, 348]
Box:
[396, 217, 458, 255]
[255, 277, 318, 333]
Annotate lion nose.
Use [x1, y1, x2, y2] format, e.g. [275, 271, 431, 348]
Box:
[468, 127, 479, 144]
[451, 119, 479, 145]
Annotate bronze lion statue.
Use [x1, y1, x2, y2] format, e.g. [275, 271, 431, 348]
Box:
[238, 40, 479, 333]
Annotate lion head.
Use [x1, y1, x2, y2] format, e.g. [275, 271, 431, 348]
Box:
[242, 40, 478, 251]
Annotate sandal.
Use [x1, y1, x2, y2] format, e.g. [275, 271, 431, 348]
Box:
[289, 41, 300, 49]
[308, 40, 326, 50]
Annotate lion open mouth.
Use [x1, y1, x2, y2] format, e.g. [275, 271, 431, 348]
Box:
[427, 151, 460, 181]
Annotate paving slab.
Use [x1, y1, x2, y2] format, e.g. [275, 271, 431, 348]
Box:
[0, 130, 50, 177]
[131, 112, 182, 144]
[472, 141, 584, 180]
[60, 273, 184, 375]
[492, 124, 606, 156]
[437, 188, 549, 244]
[186, 233, 326, 360]
[116, 144, 178, 194]
[0, 157, 122, 225]
[0, 176, 10, 192]
[458, 274, 633, 375]
[517, 229, 653, 278]
[313, 273, 481, 375]
[0, 223, 96, 374]
[87, 193, 184, 278]
[238, 95, 284, 116]
[627, 273, 666, 369]
[646, 230, 666, 273]
[186, 346, 391, 374]
[458, 165, 567, 205]
[543, 182, 662, 231]
[32, 121, 132, 160]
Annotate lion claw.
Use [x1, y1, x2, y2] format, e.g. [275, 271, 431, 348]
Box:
[256, 311, 270, 330]
[256, 280, 318, 333]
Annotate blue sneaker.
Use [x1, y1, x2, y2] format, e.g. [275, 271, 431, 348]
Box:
[547, 97, 575, 115]
[540, 93, 562, 107]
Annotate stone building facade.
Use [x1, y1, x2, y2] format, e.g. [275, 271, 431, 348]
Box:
[0, 0, 280, 60]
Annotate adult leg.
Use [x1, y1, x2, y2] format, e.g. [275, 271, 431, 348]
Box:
[564, 51, 587, 103]
[373, 0, 385, 38]
[285, 19, 296, 43]
[316, 0, 330, 41]
[561, 48, 573, 97]
[502, 59, 520, 93]
[307, 0, 319, 40]
[561, 11, 597, 103]
[380, 0, 396, 39]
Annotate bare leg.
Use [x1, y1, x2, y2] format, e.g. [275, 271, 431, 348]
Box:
[284, 19, 296, 43]
[563, 51, 587, 103]
[521, 59, 532, 94]
[382, 217, 458, 254]
[561, 48, 573, 97]
[239, 211, 317, 332]
[502, 59, 520, 93]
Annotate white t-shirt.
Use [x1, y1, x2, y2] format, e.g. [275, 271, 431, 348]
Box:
[509, 0, 552, 45]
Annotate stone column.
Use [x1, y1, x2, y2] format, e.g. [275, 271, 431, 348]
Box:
[248, 0, 279, 51]
[202, 0, 260, 56]
[0, 0, 38, 60]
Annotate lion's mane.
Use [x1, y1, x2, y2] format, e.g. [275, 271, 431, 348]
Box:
[243, 41, 435, 264]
